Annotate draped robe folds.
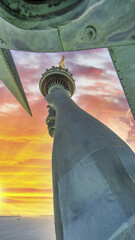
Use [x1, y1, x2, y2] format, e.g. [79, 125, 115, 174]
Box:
[46, 88, 135, 240]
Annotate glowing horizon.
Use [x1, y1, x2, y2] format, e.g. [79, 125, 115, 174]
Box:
[0, 49, 134, 216]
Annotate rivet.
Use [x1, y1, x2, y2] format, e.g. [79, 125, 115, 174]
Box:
[85, 26, 97, 41]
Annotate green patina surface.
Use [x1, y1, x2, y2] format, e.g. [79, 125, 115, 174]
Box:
[109, 46, 135, 119]
[0, 48, 32, 116]
[0, 0, 134, 118]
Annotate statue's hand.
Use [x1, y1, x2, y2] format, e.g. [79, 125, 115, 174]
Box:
[46, 105, 56, 138]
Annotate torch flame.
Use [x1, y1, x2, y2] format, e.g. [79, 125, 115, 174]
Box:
[59, 56, 65, 68]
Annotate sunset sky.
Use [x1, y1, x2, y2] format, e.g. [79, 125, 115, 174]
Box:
[0, 48, 135, 216]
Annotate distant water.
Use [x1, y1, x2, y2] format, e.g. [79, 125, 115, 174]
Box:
[0, 216, 56, 240]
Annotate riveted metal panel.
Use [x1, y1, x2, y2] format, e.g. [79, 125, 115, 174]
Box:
[109, 45, 135, 119]
[0, 48, 32, 115]
[59, 0, 135, 51]
[0, 17, 63, 52]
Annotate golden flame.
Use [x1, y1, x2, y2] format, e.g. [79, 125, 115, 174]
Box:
[59, 56, 65, 68]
